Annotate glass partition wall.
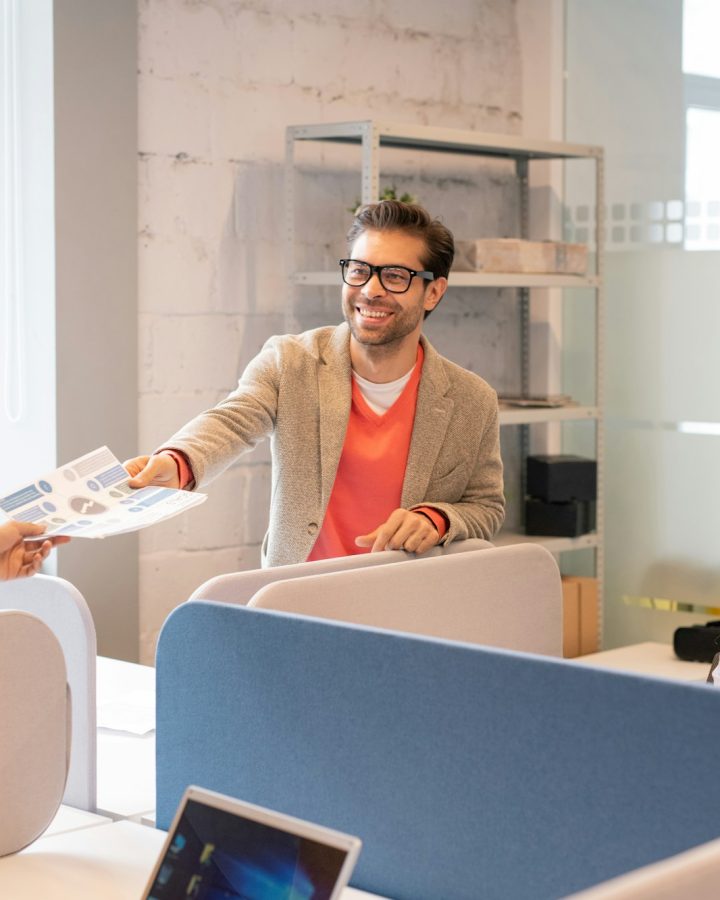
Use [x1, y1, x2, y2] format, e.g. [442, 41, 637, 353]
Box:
[564, 0, 720, 647]
[0, 0, 56, 492]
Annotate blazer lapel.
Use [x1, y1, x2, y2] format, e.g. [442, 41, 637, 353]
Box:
[402, 336, 454, 507]
[317, 324, 353, 509]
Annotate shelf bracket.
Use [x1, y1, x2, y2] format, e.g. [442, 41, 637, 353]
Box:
[360, 122, 380, 205]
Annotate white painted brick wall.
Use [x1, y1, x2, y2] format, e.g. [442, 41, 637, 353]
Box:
[139, 545, 259, 657]
[137, 0, 523, 663]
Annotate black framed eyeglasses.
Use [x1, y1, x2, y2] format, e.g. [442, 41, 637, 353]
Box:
[339, 258, 435, 294]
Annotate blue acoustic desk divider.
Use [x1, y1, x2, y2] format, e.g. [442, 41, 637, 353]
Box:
[156, 602, 720, 900]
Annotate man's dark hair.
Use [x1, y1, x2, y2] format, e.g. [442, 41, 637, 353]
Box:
[346, 200, 455, 282]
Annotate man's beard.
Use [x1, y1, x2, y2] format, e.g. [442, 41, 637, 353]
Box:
[342, 298, 423, 348]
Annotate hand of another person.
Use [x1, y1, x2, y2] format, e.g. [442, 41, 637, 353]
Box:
[123, 453, 180, 490]
[0, 521, 70, 581]
[355, 508, 440, 555]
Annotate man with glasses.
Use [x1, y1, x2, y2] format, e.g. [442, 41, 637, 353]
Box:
[125, 200, 504, 564]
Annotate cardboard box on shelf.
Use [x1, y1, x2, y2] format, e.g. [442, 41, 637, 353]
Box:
[454, 238, 588, 275]
[562, 576, 599, 658]
[562, 578, 581, 658]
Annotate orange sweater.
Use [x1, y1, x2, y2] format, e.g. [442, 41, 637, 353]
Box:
[308, 347, 445, 561]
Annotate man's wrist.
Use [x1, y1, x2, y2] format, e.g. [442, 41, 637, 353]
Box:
[158, 449, 195, 490]
[414, 506, 448, 539]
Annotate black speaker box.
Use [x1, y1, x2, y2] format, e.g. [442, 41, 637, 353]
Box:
[525, 497, 596, 537]
[526, 454, 597, 503]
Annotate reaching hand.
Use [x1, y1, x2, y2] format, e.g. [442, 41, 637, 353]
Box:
[355, 508, 440, 555]
[123, 453, 180, 490]
[0, 521, 70, 581]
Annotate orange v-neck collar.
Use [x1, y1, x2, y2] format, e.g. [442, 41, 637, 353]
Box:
[351, 344, 424, 426]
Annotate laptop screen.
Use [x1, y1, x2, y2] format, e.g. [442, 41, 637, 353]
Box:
[142, 787, 361, 900]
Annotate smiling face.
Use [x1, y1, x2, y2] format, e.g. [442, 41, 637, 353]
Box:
[342, 229, 447, 377]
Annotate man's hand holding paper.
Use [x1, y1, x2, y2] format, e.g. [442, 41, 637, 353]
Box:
[125, 454, 181, 490]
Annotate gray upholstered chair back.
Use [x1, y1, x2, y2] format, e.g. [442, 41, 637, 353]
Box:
[566, 834, 720, 899]
[188, 537, 493, 607]
[0, 575, 96, 810]
[0, 611, 69, 855]
[248, 543, 562, 656]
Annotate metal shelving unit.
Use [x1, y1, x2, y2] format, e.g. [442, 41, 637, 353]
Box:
[498, 405, 599, 427]
[285, 119, 605, 628]
[492, 530, 600, 554]
[292, 271, 600, 289]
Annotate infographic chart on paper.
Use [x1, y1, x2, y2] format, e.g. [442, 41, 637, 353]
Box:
[0, 446, 206, 539]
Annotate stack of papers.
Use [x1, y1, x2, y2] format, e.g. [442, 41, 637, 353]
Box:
[0, 446, 206, 540]
[97, 689, 156, 735]
[498, 394, 576, 409]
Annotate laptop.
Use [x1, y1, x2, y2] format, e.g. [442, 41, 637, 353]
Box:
[141, 785, 362, 900]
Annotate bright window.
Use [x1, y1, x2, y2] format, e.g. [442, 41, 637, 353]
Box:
[683, 0, 720, 78]
[683, 0, 720, 250]
[685, 106, 720, 249]
[0, 0, 56, 493]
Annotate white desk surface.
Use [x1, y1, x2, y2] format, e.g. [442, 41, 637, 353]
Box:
[0, 819, 389, 899]
[573, 641, 710, 682]
[96, 655, 156, 820]
[0, 821, 161, 899]
[45, 805, 111, 838]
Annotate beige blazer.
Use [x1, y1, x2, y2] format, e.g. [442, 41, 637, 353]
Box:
[165, 323, 504, 566]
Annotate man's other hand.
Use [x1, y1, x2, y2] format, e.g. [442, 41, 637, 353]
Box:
[355, 508, 440, 555]
[123, 454, 180, 490]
